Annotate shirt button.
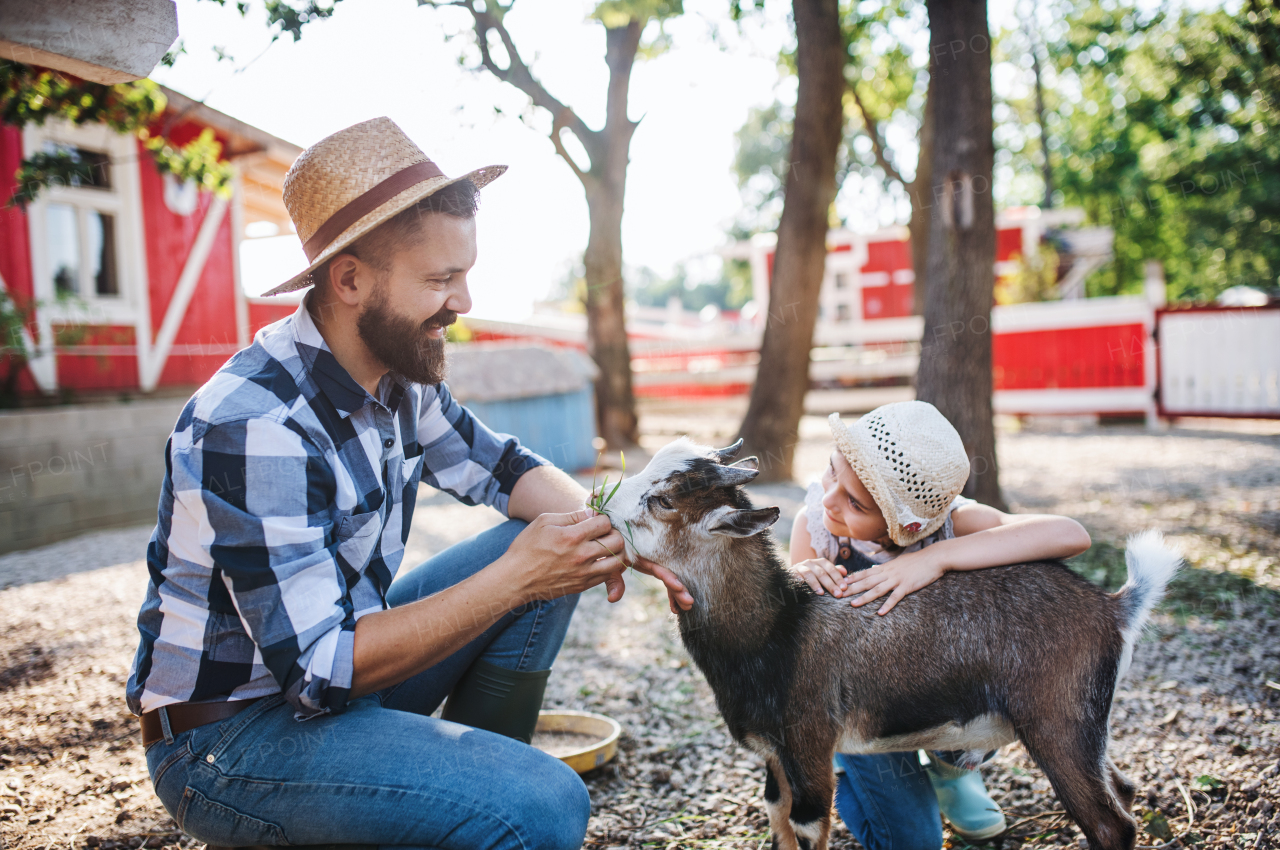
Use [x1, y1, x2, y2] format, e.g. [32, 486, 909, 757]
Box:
[383, 438, 394, 448]
[206, 754, 215, 764]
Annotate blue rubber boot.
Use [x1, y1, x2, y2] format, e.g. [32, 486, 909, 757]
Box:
[925, 756, 1006, 841]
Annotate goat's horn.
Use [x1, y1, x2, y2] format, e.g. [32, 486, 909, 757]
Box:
[712, 439, 744, 463]
[712, 464, 759, 486]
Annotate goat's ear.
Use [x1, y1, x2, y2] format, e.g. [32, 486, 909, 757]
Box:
[709, 506, 781, 538]
[729, 456, 759, 471]
[712, 439, 744, 463]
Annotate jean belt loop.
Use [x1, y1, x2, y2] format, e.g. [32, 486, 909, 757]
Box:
[159, 706, 175, 745]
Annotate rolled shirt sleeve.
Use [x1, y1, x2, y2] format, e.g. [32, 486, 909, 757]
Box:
[416, 381, 550, 515]
[171, 416, 354, 719]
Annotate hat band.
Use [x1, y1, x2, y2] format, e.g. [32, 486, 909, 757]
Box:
[301, 159, 445, 262]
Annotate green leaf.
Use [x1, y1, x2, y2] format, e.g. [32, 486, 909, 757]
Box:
[1144, 810, 1174, 842]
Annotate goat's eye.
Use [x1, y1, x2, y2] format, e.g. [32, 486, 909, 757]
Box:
[652, 495, 673, 509]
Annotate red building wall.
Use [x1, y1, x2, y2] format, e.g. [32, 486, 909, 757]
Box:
[0, 126, 40, 396]
[136, 137, 239, 388]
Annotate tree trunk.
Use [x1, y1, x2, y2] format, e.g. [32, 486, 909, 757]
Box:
[578, 21, 645, 445]
[583, 168, 637, 450]
[1031, 37, 1053, 209]
[458, 6, 643, 450]
[737, 0, 845, 482]
[579, 21, 642, 450]
[916, 0, 1004, 508]
[908, 61, 935, 316]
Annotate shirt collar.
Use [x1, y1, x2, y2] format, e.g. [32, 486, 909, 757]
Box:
[289, 299, 381, 419]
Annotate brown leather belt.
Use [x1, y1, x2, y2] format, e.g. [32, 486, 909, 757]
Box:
[140, 698, 263, 748]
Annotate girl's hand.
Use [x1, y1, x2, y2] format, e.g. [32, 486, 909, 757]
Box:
[844, 549, 947, 614]
[791, 558, 848, 596]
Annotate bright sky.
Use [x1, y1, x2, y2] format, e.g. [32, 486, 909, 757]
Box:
[153, 0, 1026, 317]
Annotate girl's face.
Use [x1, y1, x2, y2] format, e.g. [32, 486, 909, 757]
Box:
[820, 450, 891, 544]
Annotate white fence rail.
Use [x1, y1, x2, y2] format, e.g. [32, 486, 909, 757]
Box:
[1158, 307, 1280, 418]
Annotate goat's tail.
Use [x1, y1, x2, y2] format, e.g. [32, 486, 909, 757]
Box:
[1115, 530, 1182, 649]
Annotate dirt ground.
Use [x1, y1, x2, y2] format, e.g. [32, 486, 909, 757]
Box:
[1, 413, 1278, 850]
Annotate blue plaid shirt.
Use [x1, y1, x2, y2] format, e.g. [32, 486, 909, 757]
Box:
[126, 302, 549, 720]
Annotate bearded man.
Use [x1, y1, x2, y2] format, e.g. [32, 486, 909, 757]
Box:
[126, 118, 692, 850]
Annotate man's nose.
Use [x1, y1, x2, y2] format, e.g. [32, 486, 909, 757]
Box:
[448, 280, 473, 315]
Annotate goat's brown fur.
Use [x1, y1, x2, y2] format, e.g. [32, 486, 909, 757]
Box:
[604, 438, 1178, 850]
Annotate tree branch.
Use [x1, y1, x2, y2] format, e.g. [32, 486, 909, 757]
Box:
[848, 78, 906, 186]
[603, 19, 644, 139]
[551, 107, 595, 190]
[450, 0, 601, 161]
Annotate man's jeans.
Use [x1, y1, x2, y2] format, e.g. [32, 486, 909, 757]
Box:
[143, 519, 587, 850]
[834, 751, 943, 850]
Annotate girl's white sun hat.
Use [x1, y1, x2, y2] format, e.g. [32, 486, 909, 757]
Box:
[828, 401, 970, 546]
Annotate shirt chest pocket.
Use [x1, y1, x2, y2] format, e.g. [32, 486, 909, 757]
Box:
[335, 509, 384, 568]
[402, 453, 423, 487]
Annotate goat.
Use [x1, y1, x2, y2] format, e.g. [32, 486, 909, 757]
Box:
[602, 437, 1180, 850]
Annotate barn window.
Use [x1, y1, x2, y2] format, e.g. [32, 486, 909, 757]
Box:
[25, 120, 142, 324]
[39, 144, 120, 300]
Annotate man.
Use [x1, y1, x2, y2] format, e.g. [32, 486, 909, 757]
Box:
[126, 117, 692, 850]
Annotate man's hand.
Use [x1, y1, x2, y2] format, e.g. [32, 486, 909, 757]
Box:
[499, 509, 628, 603]
[791, 557, 848, 597]
[843, 548, 947, 615]
[625, 554, 694, 613]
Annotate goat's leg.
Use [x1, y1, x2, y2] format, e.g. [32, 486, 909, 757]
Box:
[776, 746, 836, 850]
[1107, 755, 1136, 811]
[1020, 724, 1137, 850]
[763, 757, 799, 850]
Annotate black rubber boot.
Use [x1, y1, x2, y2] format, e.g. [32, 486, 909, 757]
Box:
[440, 659, 551, 744]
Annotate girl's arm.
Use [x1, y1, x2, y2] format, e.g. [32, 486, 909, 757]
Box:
[789, 511, 849, 596]
[941, 503, 1091, 570]
[842, 506, 1091, 615]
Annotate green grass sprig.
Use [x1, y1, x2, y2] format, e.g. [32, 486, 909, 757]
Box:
[586, 451, 638, 557]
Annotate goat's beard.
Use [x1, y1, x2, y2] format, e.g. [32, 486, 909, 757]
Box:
[357, 284, 454, 386]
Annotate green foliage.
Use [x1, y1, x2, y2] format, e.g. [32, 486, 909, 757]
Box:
[730, 0, 927, 235]
[1004, 0, 1280, 301]
[628, 262, 753, 312]
[593, 0, 683, 28]
[1194, 774, 1225, 790]
[0, 288, 32, 360]
[144, 128, 234, 198]
[0, 63, 233, 205]
[0, 288, 33, 406]
[7, 150, 99, 208]
[1143, 810, 1174, 842]
[0, 62, 165, 132]
[996, 243, 1062, 304]
[202, 0, 346, 42]
[731, 101, 792, 234]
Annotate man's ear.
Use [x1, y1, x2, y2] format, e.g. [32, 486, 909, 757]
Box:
[327, 253, 364, 307]
[708, 506, 781, 538]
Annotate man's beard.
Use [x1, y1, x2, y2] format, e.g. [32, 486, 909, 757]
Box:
[356, 285, 455, 386]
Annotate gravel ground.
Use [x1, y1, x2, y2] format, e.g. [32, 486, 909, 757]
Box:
[2, 415, 1278, 850]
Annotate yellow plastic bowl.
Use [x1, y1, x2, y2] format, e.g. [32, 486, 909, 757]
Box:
[532, 710, 621, 774]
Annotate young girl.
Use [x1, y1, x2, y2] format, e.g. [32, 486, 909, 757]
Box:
[788, 401, 1091, 849]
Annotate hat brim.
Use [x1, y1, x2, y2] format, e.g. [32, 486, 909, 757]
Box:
[827, 412, 948, 547]
[262, 164, 507, 297]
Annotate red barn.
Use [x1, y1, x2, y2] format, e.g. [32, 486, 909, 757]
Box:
[0, 86, 300, 403]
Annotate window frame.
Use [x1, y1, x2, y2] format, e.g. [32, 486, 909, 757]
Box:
[24, 120, 148, 327]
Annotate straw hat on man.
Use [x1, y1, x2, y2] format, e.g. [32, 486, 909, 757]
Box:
[126, 117, 691, 850]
